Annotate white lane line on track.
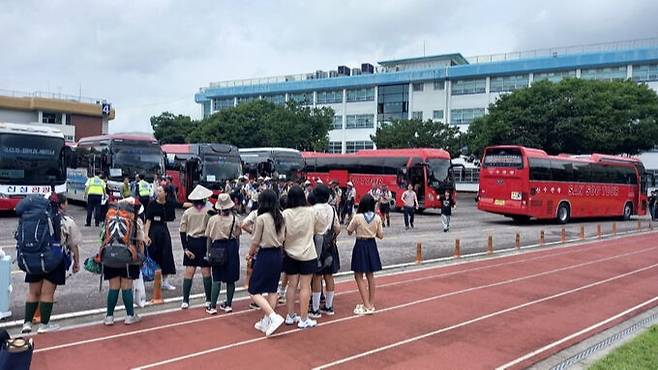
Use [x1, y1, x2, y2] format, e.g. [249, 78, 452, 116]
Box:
[494, 296, 658, 370]
[311, 263, 658, 370]
[35, 236, 640, 353]
[129, 247, 658, 370]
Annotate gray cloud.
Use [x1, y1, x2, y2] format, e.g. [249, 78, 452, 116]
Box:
[0, 0, 655, 133]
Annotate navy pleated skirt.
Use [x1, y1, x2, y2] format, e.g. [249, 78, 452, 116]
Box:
[184, 236, 210, 268]
[350, 238, 382, 273]
[211, 239, 240, 283]
[248, 247, 282, 295]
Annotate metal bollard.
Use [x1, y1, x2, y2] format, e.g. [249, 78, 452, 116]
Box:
[515, 233, 521, 250]
[560, 227, 566, 243]
[416, 242, 422, 264]
[487, 235, 493, 255]
[597, 224, 602, 239]
[454, 239, 461, 258]
[651, 221, 654, 230]
[540, 230, 545, 246]
[579, 225, 585, 240]
[612, 222, 617, 236]
[637, 220, 642, 231]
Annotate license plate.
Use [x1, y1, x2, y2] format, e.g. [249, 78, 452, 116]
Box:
[494, 199, 505, 206]
[511, 192, 522, 200]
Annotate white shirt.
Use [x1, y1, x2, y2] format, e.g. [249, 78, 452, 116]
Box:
[313, 203, 339, 234]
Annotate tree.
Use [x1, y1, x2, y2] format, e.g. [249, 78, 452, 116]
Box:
[187, 100, 333, 150]
[370, 119, 464, 157]
[466, 79, 658, 157]
[150, 112, 198, 144]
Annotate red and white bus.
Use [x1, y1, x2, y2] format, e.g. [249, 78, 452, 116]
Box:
[0, 122, 69, 211]
[478, 145, 653, 223]
[303, 148, 461, 210]
[162, 143, 242, 204]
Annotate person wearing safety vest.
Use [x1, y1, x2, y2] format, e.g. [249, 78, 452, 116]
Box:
[85, 171, 106, 227]
[136, 174, 151, 209]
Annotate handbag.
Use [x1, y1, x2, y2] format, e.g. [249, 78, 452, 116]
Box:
[84, 254, 102, 274]
[0, 336, 34, 370]
[207, 215, 235, 267]
[141, 249, 159, 282]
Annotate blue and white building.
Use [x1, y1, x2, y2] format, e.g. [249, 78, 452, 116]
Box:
[195, 38, 658, 159]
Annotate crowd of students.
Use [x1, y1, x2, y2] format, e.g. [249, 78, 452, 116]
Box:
[19, 174, 455, 337]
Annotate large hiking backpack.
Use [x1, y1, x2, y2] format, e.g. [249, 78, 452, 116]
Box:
[15, 195, 63, 274]
[100, 203, 138, 269]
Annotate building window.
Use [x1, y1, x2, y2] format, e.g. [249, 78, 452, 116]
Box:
[533, 70, 576, 83]
[377, 84, 409, 123]
[433, 80, 445, 90]
[236, 96, 258, 105]
[412, 83, 424, 92]
[327, 141, 342, 153]
[262, 94, 285, 105]
[632, 64, 658, 82]
[289, 92, 313, 105]
[345, 140, 374, 153]
[346, 87, 375, 102]
[346, 114, 375, 129]
[42, 112, 62, 124]
[332, 115, 343, 130]
[581, 66, 627, 81]
[213, 98, 235, 111]
[412, 111, 423, 120]
[451, 78, 486, 95]
[317, 90, 343, 104]
[432, 110, 444, 120]
[489, 74, 529, 93]
[450, 108, 485, 125]
[65, 114, 72, 125]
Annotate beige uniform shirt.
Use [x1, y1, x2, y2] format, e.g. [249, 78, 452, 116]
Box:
[180, 206, 211, 238]
[241, 210, 258, 232]
[313, 203, 339, 234]
[347, 213, 384, 239]
[282, 207, 321, 261]
[60, 215, 82, 250]
[205, 214, 241, 241]
[252, 213, 284, 248]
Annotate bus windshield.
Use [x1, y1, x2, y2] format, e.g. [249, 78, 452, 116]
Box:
[111, 142, 163, 180]
[482, 148, 523, 168]
[0, 133, 65, 184]
[202, 154, 242, 182]
[427, 158, 451, 190]
[275, 154, 304, 179]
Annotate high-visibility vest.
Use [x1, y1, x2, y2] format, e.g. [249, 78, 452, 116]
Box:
[138, 180, 151, 197]
[86, 176, 105, 196]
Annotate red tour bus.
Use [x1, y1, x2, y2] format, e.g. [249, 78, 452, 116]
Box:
[303, 148, 461, 210]
[478, 145, 653, 223]
[162, 143, 242, 204]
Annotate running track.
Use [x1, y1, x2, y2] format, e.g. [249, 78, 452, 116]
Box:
[31, 232, 658, 369]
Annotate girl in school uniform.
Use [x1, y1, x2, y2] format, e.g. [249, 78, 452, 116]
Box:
[179, 185, 214, 310]
[247, 189, 286, 336]
[347, 194, 383, 315]
[281, 186, 321, 328]
[144, 186, 177, 291]
[205, 193, 242, 315]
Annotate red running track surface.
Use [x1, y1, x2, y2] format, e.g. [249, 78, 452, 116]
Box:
[31, 233, 658, 370]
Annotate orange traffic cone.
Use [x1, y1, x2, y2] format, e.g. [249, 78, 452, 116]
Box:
[151, 269, 164, 305]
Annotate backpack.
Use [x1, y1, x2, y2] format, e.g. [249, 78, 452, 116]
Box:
[100, 203, 138, 269]
[315, 208, 337, 269]
[15, 195, 63, 274]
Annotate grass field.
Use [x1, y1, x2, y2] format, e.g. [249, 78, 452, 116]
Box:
[589, 325, 658, 370]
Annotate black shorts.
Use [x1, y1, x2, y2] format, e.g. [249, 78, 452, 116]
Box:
[103, 264, 141, 280]
[283, 255, 317, 275]
[25, 260, 67, 286]
[380, 203, 391, 213]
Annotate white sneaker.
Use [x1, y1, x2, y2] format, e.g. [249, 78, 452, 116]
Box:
[21, 322, 32, 334]
[254, 316, 269, 333]
[162, 282, 176, 291]
[297, 318, 317, 329]
[206, 307, 218, 315]
[124, 314, 141, 325]
[104, 316, 115, 326]
[285, 313, 300, 325]
[266, 314, 285, 336]
[181, 302, 189, 310]
[219, 303, 233, 313]
[37, 323, 60, 333]
[205, 301, 212, 309]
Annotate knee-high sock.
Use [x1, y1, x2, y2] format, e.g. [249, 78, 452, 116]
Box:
[24, 302, 38, 323]
[312, 292, 321, 311]
[182, 278, 193, 304]
[325, 291, 335, 308]
[203, 276, 213, 302]
[39, 302, 54, 324]
[211, 282, 221, 308]
[106, 289, 120, 316]
[226, 282, 236, 306]
[122, 289, 134, 316]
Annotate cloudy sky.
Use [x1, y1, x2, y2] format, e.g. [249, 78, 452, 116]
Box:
[0, 0, 657, 133]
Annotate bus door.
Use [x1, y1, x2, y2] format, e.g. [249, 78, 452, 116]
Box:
[408, 158, 426, 207]
[185, 158, 201, 197]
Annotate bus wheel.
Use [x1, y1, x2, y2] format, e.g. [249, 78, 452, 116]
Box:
[557, 203, 570, 224]
[622, 202, 633, 221]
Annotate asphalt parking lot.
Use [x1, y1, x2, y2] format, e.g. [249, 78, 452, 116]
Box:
[0, 193, 648, 320]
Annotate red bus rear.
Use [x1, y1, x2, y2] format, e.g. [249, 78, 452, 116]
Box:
[478, 145, 651, 223]
[303, 148, 459, 210]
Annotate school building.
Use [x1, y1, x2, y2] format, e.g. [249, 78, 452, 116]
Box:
[194, 38, 658, 160]
[0, 89, 115, 142]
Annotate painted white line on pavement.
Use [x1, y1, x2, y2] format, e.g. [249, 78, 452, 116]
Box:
[312, 263, 658, 370]
[130, 247, 658, 370]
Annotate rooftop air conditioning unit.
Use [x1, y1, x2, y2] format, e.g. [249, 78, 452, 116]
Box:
[329, 70, 339, 78]
[361, 63, 374, 74]
[337, 66, 351, 76]
[315, 70, 328, 79]
[351, 68, 362, 75]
